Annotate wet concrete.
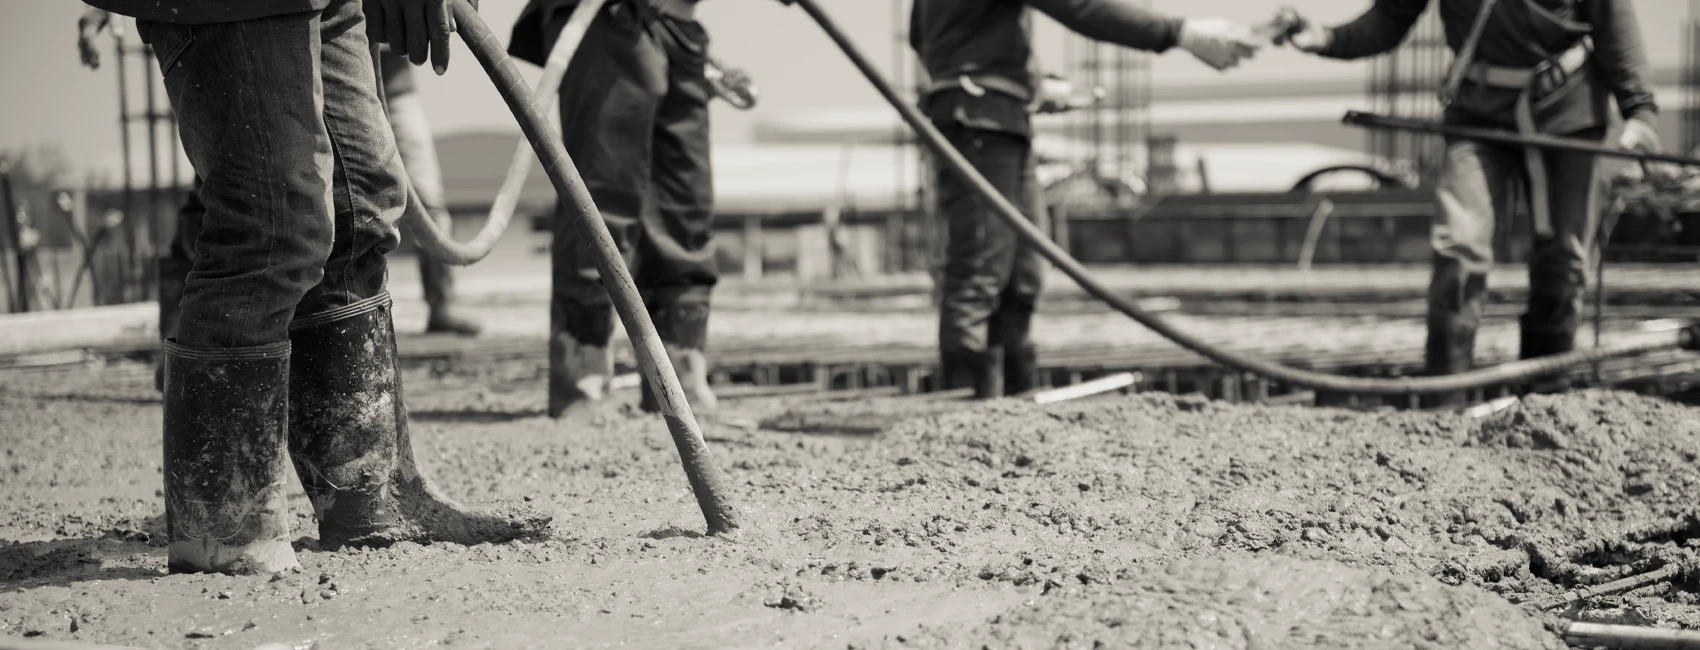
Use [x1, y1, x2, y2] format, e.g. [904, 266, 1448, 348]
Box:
[2, 360, 1697, 648]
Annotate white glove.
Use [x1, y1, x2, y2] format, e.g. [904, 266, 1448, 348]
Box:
[1286, 18, 1332, 53]
[1178, 18, 1260, 71]
[1619, 115, 1661, 153]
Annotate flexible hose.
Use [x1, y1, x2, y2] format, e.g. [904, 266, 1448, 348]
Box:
[399, 0, 606, 266]
[475, 0, 608, 258]
[449, 0, 739, 533]
[790, 0, 1690, 396]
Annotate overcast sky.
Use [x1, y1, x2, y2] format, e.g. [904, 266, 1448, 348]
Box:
[1, 0, 1689, 176]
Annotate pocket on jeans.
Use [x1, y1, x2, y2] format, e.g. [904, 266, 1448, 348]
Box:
[136, 21, 194, 77]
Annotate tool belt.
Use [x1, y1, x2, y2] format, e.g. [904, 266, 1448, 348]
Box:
[1458, 37, 1593, 238]
[923, 73, 1034, 104]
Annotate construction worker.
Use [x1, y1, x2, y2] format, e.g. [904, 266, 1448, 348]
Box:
[78, 12, 479, 399]
[380, 47, 484, 337]
[509, 0, 720, 418]
[79, 0, 547, 574]
[911, 0, 1263, 399]
[1284, 0, 1661, 403]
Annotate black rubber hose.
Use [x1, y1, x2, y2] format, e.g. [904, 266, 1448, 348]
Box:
[789, 0, 1689, 396]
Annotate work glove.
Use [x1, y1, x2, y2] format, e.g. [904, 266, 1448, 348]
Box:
[1619, 114, 1662, 153]
[1032, 74, 1095, 115]
[1283, 11, 1332, 54]
[1177, 18, 1260, 71]
[77, 8, 110, 69]
[365, 0, 477, 75]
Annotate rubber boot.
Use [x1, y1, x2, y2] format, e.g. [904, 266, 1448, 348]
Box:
[1004, 342, 1038, 397]
[288, 293, 550, 548]
[1519, 316, 1577, 394]
[421, 250, 481, 337]
[639, 343, 719, 415]
[548, 330, 613, 419]
[1419, 318, 1477, 408]
[163, 340, 300, 575]
[991, 307, 1037, 396]
[154, 255, 192, 392]
[639, 301, 717, 414]
[940, 348, 1002, 399]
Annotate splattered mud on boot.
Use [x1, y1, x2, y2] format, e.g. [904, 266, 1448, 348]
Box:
[289, 294, 551, 550]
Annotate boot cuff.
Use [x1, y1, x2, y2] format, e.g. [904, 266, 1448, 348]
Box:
[291, 292, 393, 331]
[164, 339, 291, 361]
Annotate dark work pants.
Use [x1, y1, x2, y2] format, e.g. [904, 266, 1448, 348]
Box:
[544, 0, 717, 350]
[142, 0, 402, 348]
[934, 124, 1046, 392]
[1427, 126, 1603, 371]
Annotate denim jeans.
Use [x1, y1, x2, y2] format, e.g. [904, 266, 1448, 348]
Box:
[1429, 128, 1603, 337]
[140, 0, 402, 349]
[542, 0, 717, 348]
[933, 124, 1047, 357]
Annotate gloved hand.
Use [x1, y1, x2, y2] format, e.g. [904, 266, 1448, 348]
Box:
[1032, 74, 1083, 114]
[1284, 11, 1332, 54]
[1177, 18, 1260, 71]
[77, 8, 111, 70]
[1619, 114, 1661, 153]
[365, 0, 471, 75]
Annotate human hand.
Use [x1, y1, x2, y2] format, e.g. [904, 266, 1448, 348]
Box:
[78, 8, 110, 69]
[1177, 18, 1259, 71]
[1280, 10, 1331, 53]
[365, 0, 461, 75]
[1619, 115, 1661, 153]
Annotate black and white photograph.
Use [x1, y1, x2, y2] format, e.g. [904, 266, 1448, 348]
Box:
[2, 0, 1700, 647]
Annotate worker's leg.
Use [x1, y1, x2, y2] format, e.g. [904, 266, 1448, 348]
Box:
[636, 12, 718, 414]
[286, 0, 549, 548]
[1424, 136, 1518, 405]
[155, 177, 204, 391]
[935, 125, 1028, 399]
[988, 150, 1047, 396]
[146, 8, 335, 575]
[380, 53, 480, 337]
[1522, 127, 1604, 365]
[545, 2, 656, 418]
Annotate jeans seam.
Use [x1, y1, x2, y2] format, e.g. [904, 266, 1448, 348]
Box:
[237, 20, 275, 345]
[323, 110, 357, 311]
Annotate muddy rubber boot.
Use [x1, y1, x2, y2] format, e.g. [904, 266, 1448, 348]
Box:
[1519, 316, 1577, 394]
[163, 340, 300, 575]
[421, 254, 481, 337]
[1003, 343, 1038, 397]
[288, 293, 550, 549]
[940, 349, 1001, 399]
[990, 305, 1037, 396]
[1419, 319, 1477, 408]
[154, 255, 192, 392]
[548, 329, 613, 419]
[638, 344, 719, 415]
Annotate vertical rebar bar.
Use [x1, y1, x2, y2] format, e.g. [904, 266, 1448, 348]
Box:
[115, 33, 135, 304]
[145, 46, 161, 301]
[0, 159, 26, 312]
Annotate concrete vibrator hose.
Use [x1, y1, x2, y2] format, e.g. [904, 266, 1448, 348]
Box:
[787, 0, 1699, 397]
[446, 0, 739, 533]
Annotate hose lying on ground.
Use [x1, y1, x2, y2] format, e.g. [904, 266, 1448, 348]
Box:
[449, 0, 739, 534]
[788, 0, 1696, 396]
